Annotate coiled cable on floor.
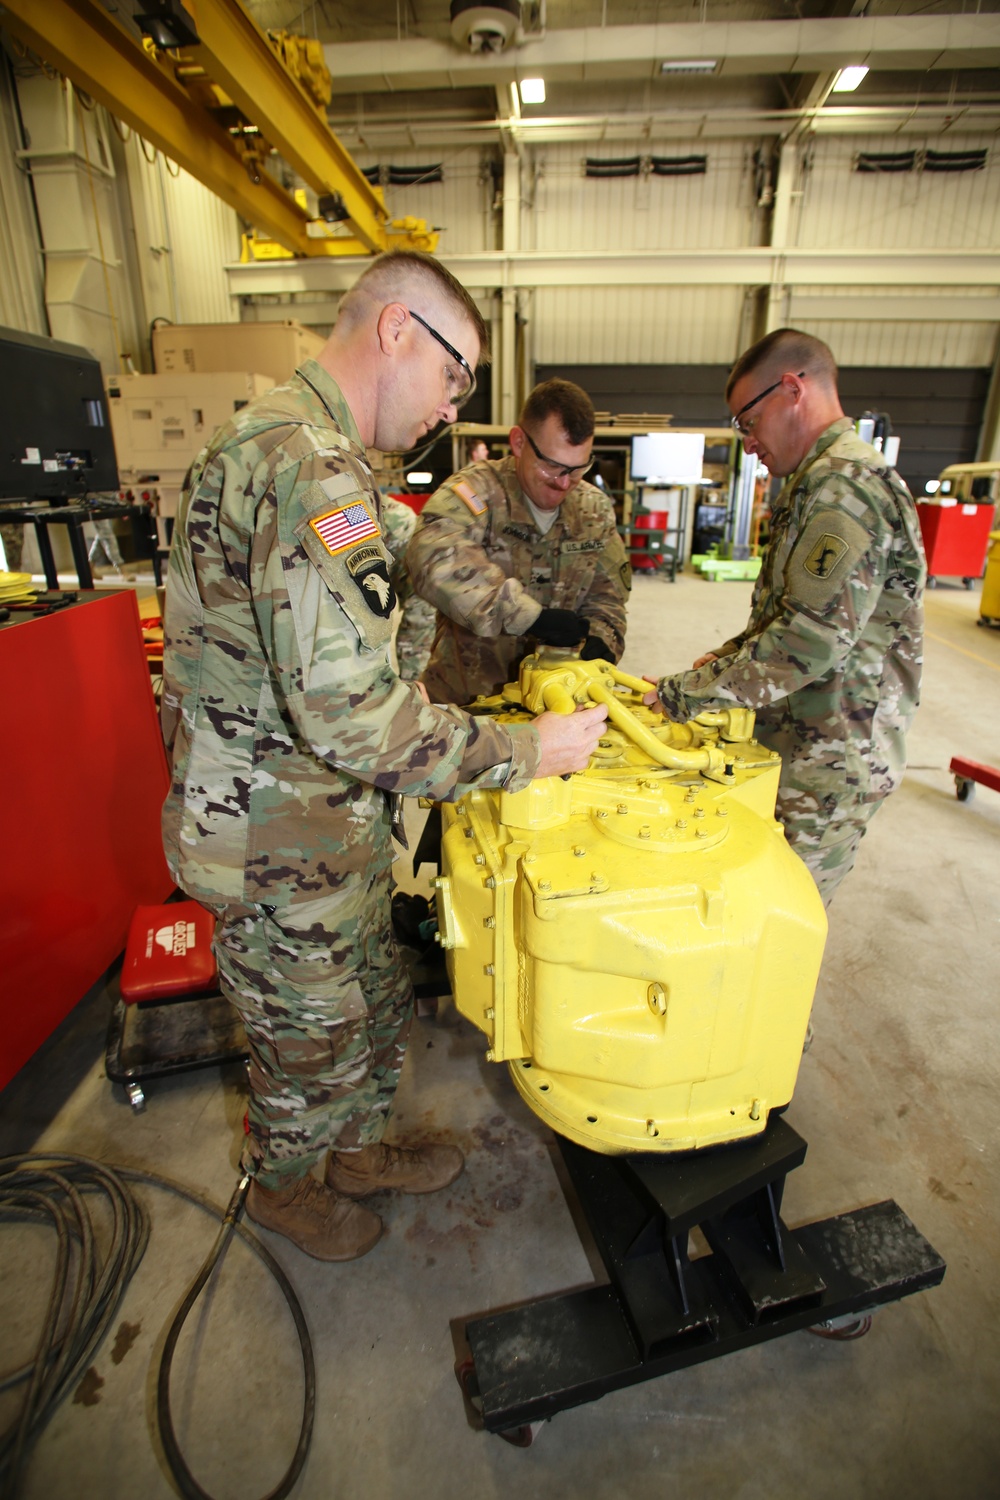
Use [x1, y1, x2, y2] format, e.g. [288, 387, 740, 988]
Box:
[0, 1154, 315, 1500]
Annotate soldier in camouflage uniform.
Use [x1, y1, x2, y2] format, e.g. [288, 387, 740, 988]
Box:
[407, 379, 631, 704]
[646, 329, 925, 907]
[380, 494, 437, 680]
[160, 251, 608, 1261]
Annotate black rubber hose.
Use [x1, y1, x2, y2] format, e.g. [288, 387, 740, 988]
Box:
[152, 1170, 316, 1500]
[0, 1154, 315, 1500]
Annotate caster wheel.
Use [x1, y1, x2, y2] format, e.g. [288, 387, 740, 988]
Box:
[927, 576, 937, 588]
[955, 777, 976, 803]
[963, 577, 974, 590]
[808, 1313, 873, 1341]
[126, 1082, 146, 1114]
[498, 1424, 538, 1448]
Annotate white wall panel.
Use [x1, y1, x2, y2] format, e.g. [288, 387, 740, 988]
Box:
[794, 136, 1000, 253]
[0, 65, 46, 334]
[352, 146, 492, 254]
[794, 318, 996, 369]
[124, 136, 240, 331]
[528, 140, 756, 255]
[532, 284, 743, 366]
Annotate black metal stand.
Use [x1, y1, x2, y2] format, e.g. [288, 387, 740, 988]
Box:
[105, 991, 247, 1114]
[461, 1118, 945, 1438]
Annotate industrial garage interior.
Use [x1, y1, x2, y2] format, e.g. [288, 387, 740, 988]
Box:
[1, 2, 999, 1498]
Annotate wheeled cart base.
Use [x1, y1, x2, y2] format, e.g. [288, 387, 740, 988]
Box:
[459, 1118, 945, 1440]
[105, 990, 247, 1113]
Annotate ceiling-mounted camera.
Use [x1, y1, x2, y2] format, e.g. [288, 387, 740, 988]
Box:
[450, 0, 521, 54]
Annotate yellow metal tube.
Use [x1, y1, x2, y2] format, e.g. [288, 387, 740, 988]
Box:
[585, 678, 726, 774]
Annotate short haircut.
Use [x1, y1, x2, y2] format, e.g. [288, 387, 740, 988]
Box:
[337, 249, 490, 363]
[520, 379, 595, 446]
[726, 328, 838, 402]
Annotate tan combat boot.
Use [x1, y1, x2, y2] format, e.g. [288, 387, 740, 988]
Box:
[246, 1173, 382, 1261]
[326, 1140, 464, 1197]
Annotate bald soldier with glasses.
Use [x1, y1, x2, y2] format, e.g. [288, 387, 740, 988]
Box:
[408, 378, 631, 705]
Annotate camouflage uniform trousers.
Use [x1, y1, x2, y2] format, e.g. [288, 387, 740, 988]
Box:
[209, 862, 414, 1189]
[776, 788, 883, 908]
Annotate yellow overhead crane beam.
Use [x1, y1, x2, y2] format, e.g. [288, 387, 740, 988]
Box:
[0, 0, 436, 259]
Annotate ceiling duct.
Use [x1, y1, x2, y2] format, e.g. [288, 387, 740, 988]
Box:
[450, 0, 521, 54]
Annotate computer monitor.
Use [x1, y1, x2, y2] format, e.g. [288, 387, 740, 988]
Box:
[0, 326, 118, 500]
[631, 432, 704, 485]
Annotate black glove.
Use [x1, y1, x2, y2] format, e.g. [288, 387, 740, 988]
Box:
[580, 634, 615, 663]
[531, 607, 590, 647]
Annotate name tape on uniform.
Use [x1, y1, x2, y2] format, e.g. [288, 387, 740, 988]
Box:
[310, 502, 380, 557]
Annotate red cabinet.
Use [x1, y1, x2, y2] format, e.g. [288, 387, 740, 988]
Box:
[0, 591, 173, 1089]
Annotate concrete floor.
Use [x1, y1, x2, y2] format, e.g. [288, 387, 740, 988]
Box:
[2, 568, 998, 1500]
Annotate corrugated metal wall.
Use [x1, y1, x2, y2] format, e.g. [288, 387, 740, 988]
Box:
[353, 146, 493, 254]
[363, 135, 999, 372]
[123, 134, 240, 334]
[529, 140, 756, 253]
[0, 61, 48, 335]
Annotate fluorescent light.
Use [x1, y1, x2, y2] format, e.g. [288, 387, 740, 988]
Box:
[924, 479, 940, 494]
[660, 59, 717, 75]
[406, 471, 433, 486]
[832, 65, 869, 93]
[519, 77, 546, 105]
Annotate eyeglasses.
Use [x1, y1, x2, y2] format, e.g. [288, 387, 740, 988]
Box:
[731, 371, 805, 435]
[408, 309, 477, 410]
[522, 428, 594, 482]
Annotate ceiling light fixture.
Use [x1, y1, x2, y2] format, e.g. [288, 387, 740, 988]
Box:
[660, 59, 717, 75]
[519, 77, 546, 105]
[406, 472, 433, 486]
[832, 65, 869, 92]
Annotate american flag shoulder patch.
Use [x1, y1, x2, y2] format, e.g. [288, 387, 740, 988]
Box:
[453, 480, 487, 516]
[309, 501, 380, 556]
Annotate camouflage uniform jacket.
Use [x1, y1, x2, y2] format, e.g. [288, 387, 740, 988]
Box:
[656, 419, 926, 807]
[407, 455, 630, 702]
[161, 362, 541, 908]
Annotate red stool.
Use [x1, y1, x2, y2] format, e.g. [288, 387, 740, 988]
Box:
[106, 899, 246, 1113]
[120, 901, 218, 1003]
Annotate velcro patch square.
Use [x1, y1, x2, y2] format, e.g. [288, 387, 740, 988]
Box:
[310, 502, 380, 556]
[453, 480, 487, 516]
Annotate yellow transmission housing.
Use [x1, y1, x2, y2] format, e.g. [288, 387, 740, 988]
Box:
[434, 652, 827, 1155]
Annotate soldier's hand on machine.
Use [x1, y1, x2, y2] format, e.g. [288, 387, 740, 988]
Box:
[641, 675, 664, 710]
[531, 607, 590, 647]
[534, 703, 609, 777]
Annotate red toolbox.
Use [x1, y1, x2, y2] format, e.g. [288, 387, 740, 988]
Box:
[916, 500, 994, 587]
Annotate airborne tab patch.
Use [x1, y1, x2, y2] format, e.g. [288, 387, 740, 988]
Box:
[310, 502, 379, 557]
[453, 480, 487, 516]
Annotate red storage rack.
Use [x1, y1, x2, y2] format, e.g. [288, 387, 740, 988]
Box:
[916, 501, 994, 587]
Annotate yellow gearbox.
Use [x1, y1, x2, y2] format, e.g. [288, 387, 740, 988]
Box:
[433, 651, 827, 1155]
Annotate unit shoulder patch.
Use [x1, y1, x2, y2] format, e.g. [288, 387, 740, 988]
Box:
[453, 479, 487, 516]
[345, 542, 397, 617]
[788, 507, 872, 611]
[309, 501, 380, 557]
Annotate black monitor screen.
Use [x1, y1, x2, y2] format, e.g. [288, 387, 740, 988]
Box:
[0, 326, 118, 500]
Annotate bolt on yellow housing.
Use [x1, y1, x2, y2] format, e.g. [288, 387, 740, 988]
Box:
[435, 652, 827, 1154]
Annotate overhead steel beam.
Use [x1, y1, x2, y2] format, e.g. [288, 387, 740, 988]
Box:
[1, 0, 313, 255]
[227, 247, 1000, 297]
[790, 294, 1000, 322]
[327, 103, 1000, 149]
[322, 16, 1000, 94]
[187, 0, 386, 252]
